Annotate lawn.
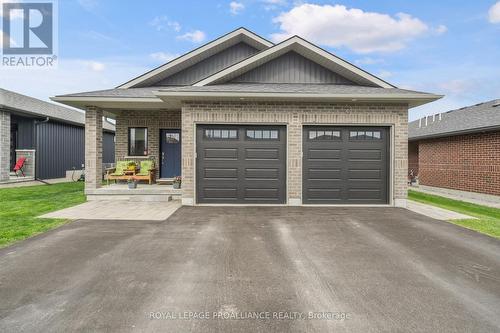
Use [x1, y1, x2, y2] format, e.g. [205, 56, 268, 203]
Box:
[0, 182, 86, 248]
[408, 190, 500, 239]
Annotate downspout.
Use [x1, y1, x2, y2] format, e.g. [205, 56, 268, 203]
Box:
[34, 117, 50, 185]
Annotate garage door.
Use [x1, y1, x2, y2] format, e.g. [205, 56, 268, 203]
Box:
[196, 125, 286, 204]
[303, 126, 389, 204]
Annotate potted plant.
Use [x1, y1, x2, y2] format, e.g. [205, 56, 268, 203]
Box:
[127, 161, 136, 171]
[173, 176, 182, 189]
[127, 177, 137, 189]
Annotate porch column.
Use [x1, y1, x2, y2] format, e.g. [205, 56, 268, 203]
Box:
[0, 110, 10, 182]
[85, 106, 103, 193]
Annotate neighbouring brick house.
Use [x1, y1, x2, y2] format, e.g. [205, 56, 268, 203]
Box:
[53, 28, 440, 206]
[409, 99, 500, 196]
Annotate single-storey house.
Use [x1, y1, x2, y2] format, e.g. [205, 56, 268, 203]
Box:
[53, 28, 441, 206]
[409, 99, 500, 196]
[0, 88, 115, 182]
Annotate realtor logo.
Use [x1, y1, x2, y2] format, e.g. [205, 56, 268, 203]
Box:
[1, 1, 57, 67]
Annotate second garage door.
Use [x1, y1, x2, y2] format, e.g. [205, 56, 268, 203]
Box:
[303, 126, 389, 204]
[196, 125, 286, 204]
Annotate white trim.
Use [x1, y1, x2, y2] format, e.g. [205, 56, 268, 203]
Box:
[194, 36, 393, 88]
[118, 28, 273, 89]
[51, 96, 162, 103]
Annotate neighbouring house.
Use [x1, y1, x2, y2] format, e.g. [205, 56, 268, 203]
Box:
[0, 88, 115, 182]
[52, 28, 441, 206]
[409, 99, 500, 196]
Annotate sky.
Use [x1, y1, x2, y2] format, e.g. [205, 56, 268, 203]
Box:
[1, 0, 499, 121]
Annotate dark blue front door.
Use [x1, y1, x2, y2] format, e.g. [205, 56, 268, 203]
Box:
[160, 129, 181, 178]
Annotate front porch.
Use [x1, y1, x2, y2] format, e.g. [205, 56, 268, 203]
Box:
[87, 183, 182, 202]
[84, 107, 183, 202]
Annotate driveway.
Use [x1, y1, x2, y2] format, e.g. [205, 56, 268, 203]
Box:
[1, 207, 499, 332]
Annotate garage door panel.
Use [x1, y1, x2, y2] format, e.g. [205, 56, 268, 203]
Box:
[204, 148, 238, 159]
[348, 149, 382, 161]
[307, 188, 342, 200]
[303, 126, 389, 204]
[197, 125, 286, 204]
[307, 168, 341, 180]
[245, 148, 280, 160]
[347, 189, 382, 200]
[307, 149, 341, 160]
[245, 168, 279, 179]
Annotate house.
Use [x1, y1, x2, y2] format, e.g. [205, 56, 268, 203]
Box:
[52, 28, 441, 206]
[409, 99, 500, 196]
[0, 88, 115, 182]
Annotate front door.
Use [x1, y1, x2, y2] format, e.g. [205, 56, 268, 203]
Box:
[160, 129, 181, 178]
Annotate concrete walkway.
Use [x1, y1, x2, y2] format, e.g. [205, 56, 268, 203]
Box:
[410, 185, 500, 209]
[407, 200, 476, 221]
[40, 200, 181, 221]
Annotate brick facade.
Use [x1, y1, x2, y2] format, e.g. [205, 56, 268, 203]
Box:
[85, 107, 103, 191]
[415, 131, 500, 196]
[115, 110, 181, 177]
[0, 110, 11, 181]
[181, 101, 408, 206]
[408, 141, 419, 177]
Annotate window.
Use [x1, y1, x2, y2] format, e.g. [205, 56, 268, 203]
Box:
[204, 129, 238, 139]
[246, 129, 279, 140]
[309, 130, 341, 140]
[349, 130, 381, 140]
[166, 133, 180, 144]
[128, 127, 148, 156]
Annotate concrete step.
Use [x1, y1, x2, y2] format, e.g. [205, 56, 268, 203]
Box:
[87, 194, 174, 202]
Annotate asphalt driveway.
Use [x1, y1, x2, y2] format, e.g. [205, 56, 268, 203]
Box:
[1, 207, 499, 332]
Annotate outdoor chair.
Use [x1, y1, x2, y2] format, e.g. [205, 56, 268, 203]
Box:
[13, 157, 27, 177]
[134, 160, 157, 185]
[106, 160, 133, 185]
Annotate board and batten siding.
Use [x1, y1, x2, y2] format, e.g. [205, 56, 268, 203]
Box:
[231, 51, 355, 84]
[157, 42, 260, 86]
[36, 121, 115, 179]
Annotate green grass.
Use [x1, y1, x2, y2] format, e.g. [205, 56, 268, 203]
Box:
[0, 182, 86, 248]
[408, 189, 500, 238]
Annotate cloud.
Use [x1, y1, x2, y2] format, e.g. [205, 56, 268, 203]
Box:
[437, 79, 471, 94]
[149, 16, 181, 32]
[270, 4, 429, 53]
[177, 30, 206, 43]
[261, 0, 287, 11]
[229, 1, 245, 15]
[434, 24, 447, 35]
[81, 61, 106, 72]
[150, 52, 179, 63]
[355, 57, 385, 65]
[78, 0, 98, 11]
[489, 1, 500, 23]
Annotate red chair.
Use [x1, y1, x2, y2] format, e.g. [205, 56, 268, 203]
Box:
[13, 157, 27, 177]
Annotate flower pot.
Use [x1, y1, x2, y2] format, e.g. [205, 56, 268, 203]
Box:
[128, 181, 137, 189]
[173, 182, 181, 189]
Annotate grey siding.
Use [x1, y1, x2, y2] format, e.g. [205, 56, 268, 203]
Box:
[231, 51, 354, 84]
[157, 42, 259, 86]
[35, 121, 115, 179]
[11, 115, 34, 149]
[36, 121, 85, 179]
[103, 132, 115, 164]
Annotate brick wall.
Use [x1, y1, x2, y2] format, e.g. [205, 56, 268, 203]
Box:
[408, 141, 419, 177]
[181, 101, 408, 206]
[417, 131, 500, 196]
[115, 110, 181, 178]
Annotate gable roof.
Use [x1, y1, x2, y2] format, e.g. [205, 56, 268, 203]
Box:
[409, 99, 500, 140]
[0, 88, 115, 131]
[118, 27, 273, 89]
[194, 36, 394, 88]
